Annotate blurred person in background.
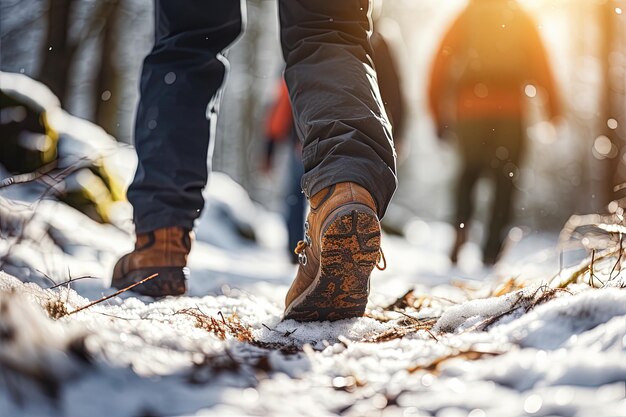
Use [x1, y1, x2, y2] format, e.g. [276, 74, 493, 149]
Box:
[428, 0, 561, 265]
[263, 20, 405, 265]
[112, 1, 398, 322]
[262, 79, 305, 265]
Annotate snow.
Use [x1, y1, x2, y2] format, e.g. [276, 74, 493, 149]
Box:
[1, 188, 625, 417]
[1, 88, 625, 417]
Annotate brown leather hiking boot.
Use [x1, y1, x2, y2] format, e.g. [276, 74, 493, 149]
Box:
[284, 182, 384, 322]
[111, 226, 191, 296]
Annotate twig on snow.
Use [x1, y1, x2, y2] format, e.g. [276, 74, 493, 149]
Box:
[47, 275, 99, 290]
[262, 323, 297, 337]
[63, 273, 158, 316]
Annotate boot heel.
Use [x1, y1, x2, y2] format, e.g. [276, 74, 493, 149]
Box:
[284, 205, 380, 321]
[112, 267, 188, 296]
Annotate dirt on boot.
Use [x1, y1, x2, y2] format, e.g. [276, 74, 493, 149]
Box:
[284, 183, 383, 322]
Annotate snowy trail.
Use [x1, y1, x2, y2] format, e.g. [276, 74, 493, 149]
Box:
[1, 70, 624, 417]
[1, 189, 625, 417]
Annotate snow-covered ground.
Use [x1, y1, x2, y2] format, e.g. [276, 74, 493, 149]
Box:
[1, 167, 626, 417]
[1, 74, 625, 417]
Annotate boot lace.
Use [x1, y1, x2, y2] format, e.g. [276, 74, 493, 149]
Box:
[294, 240, 308, 255]
[376, 248, 387, 271]
[294, 221, 311, 265]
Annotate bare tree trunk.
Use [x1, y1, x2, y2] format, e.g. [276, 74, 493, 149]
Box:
[38, 0, 122, 111]
[38, 0, 75, 102]
[599, 0, 619, 207]
[94, 0, 122, 136]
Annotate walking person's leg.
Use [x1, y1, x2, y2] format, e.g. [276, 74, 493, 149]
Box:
[484, 119, 525, 264]
[451, 162, 481, 264]
[112, 0, 243, 296]
[450, 120, 484, 264]
[279, 0, 398, 321]
[484, 167, 516, 265]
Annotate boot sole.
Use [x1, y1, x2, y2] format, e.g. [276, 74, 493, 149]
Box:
[283, 205, 381, 321]
[111, 267, 188, 297]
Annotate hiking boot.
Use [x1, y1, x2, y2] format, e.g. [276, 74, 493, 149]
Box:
[284, 182, 384, 322]
[111, 226, 191, 296]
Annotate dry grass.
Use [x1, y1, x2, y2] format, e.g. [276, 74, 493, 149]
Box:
[408, 347, 504, 375]
[44, 299, 69, 319]
[176, 308, 302, 381]
[470, 285, 571, 332]
[380, 289, 458, 314]
[361, 317, 439, 343]
[176, 308, 300, 354]
[491, 277, 525, 297]
[554, 212, 626, 288]
[382, 289, 418, 311]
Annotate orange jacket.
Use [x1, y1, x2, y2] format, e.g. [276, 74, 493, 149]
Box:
[265, 80, 293, 142]
[428, 0, 560, 125]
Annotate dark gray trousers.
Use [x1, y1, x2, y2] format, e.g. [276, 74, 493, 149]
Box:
[128, 0, 397, 233]
[454, 118, 525, 260]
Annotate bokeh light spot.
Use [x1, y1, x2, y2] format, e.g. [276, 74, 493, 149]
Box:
[525, 84, 537, 98]
[607, 118, 618, 130]
[164, 72, 176, 85]
[594, 135, 612, 157]
[523, 394, 542, 414]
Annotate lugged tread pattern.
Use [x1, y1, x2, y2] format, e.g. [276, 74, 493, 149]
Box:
[284, 208, 380, 321]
